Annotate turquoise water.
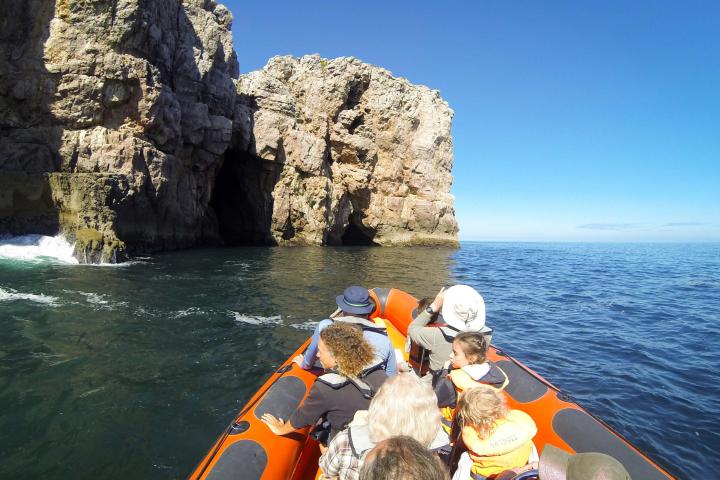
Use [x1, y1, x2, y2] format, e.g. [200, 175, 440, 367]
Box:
[1, 241, 718, 479]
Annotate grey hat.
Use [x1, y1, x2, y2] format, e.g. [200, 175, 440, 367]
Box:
[540, 445, 631, 480]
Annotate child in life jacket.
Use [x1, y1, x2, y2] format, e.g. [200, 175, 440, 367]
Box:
[435, 331, 508, 434]
[452, 387, 537, 480]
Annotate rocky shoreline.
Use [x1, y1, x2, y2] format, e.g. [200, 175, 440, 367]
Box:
[0, 0, 458, 263]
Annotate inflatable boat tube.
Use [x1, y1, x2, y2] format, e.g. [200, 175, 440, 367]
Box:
[189, 288, 674, 480]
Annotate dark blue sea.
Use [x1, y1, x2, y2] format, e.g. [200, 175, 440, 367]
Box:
[1, 239, 718, 479]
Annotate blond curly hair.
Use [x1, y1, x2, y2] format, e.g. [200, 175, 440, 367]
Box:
[455, 386, 509, 439]
[320, 322, 376, 378]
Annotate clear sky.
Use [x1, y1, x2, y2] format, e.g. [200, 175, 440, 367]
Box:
[224, 0, 720, 242]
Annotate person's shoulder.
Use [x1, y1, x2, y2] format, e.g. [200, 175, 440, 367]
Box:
[367, 369, 389, 386]
[332, 427, 351, 444]
[368, 368, 389, 378]
[365, 330, 392, 344]
[420, 326, 445, 338]
[311, 377, 334, 396]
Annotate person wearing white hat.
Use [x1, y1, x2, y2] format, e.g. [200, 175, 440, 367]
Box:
[407, 285, 492, 384]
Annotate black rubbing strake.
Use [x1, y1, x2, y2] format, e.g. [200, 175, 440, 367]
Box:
[552, 408, 669, 480]
[206, 440, 267, 480]
[494, 360, 548, 403]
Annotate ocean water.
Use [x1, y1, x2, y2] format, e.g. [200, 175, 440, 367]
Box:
[0, 237, 718, 479]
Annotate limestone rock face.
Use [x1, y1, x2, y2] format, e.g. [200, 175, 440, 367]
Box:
[0, 0, 238, 262]
[231, 55, 458, 246]
[1, 2, 458, 262]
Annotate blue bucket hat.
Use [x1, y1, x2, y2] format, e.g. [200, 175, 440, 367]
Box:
[336, 286, 375, 315]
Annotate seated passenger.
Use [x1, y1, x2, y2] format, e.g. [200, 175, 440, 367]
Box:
[359, 436, 450, 480]
[261, 322, 388, 445]
[537, 445, 631, 480]
[451, 387, 537, 480]
[408, 285, 491, 384]
[434, 331, 508, 433]
[493, 444, 631, 480]
[320, 373, 449, 480]
[295, 285, 397, 375]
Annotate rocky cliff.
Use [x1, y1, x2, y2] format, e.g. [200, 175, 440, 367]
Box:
[0, 1, 458, 262]
[228, 55, 458, 246]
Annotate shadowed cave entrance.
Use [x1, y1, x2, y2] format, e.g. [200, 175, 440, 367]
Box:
[338, 212, 378, 246]
[211, 149, 281, 245]
[211, 150, 380, 246]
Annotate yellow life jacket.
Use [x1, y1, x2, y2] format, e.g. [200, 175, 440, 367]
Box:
[462, 410, 537, 478]
[439, 364, 509, 433]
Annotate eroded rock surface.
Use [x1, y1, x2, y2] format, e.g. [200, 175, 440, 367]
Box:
[1, 2, 457, 262]
[1, 0, 238, 261]
[230, 55, 458, 246]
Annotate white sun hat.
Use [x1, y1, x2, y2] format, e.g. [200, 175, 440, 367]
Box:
[441, 285, 486, 331]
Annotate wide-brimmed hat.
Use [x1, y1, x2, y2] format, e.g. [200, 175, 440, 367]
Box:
[540, 445, 631, 480]
[441, 285, 485, 331]
[336, 286, 375, 315]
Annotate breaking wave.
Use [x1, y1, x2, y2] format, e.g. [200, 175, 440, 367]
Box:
[0, 234, 79, 264]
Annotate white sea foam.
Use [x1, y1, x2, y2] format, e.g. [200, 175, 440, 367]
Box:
[48, 357, 77, 367]
[289, 321, 319, 331]
[78, 291, 128, 310]
[230, 312, 282, 325]
[0, 234, 79, 264]
[86, 259, 149, 268]
[78, 386, 106, 398]
[172, 307, 204, 318]
[223, 261, 251, 269]
[0, 287, 60, 306]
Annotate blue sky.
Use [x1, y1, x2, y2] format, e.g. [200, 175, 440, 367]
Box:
[225, 1, 720, 241]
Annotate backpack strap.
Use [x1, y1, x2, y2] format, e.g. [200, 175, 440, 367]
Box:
[317, 362, 382, 400]
[348, 423, 375, 457]
[336, 316, 389, 336]
[438, 325, 461, 343]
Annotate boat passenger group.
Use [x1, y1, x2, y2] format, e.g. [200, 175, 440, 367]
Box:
[260, 286, 631, 480]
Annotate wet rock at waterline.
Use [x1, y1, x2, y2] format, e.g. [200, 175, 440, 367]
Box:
[0, 1, 458, 263]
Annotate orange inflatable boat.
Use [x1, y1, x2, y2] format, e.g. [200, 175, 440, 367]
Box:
[189, 288, 674, 480]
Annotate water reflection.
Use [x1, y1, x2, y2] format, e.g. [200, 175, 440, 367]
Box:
[0, 244, 456, 479]
[2, 243, 716, 479]
[263, 246, 456, 308]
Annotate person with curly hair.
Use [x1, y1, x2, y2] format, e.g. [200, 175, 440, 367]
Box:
[451, 387, 537, 480]
[261, 322, 388, 445]
[295, 285, 398, 375]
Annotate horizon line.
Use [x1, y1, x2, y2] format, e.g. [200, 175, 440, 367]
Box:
[458, 238, 720, 244]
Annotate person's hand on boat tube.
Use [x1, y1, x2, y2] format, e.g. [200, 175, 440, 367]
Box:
[292, 354, 305, 366]
[260, 413, 293, 435]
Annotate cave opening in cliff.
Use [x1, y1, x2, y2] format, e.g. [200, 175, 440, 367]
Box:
[210, 149, 281, 246]
[340, 214, 378, 246]
[0, 174, 60, 238]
